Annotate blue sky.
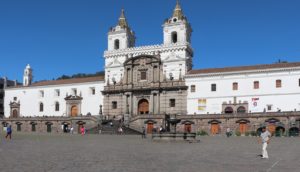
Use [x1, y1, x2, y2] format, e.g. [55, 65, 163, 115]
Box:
[0, 0, 300, 82]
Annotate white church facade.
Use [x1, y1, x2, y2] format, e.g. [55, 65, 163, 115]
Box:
[2, 1, 300, 136]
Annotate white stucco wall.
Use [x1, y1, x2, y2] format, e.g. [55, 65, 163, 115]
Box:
[186, 68, 300, 115]
[4, 81, 105, 117]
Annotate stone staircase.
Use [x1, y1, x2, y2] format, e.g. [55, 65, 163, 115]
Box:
[86, 120, 141, 135]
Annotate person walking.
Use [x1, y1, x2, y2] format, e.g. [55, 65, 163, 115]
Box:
[226, 127, 231, 137]
[142, 127, 146, 139]
[80, 126, 85, 136]
[119, 127, 123, 135]
[5, 125, 12, 139]
[70, 127, 74, 134]
[258, 126, 271, 159]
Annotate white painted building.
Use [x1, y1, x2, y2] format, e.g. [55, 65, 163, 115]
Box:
[4, 76, 104, 118]
[185, 63, 300, 115]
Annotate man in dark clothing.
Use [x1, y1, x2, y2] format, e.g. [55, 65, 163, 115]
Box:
[5, 125, 12, 139]
[142, 127, 146, 139]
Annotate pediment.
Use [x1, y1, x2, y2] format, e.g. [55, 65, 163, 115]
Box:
[65, 95, 83, 101]
[10, 101, 20, 107]
[124, 55, 160, 65]
[106, 58, 122, 68]
[164, 52, 184, 62]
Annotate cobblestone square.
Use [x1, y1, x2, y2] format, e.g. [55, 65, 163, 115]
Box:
[0, 133, 299, 172]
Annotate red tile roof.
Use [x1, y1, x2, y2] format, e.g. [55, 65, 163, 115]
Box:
[188, 62, 300, 75]
[10, 76, 104, 88]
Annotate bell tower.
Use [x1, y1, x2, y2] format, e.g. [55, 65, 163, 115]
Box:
[163, 0, 192, 45]
[107, 9, 135, 51]
[23, 64, 33, 86]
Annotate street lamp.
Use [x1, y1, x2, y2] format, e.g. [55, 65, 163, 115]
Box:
[169, 73, 173, 81]
[112, 77, 116, 85]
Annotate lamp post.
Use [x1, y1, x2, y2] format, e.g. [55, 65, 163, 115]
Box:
[169, 73, 173, 81]
[112, 76, 116, 85]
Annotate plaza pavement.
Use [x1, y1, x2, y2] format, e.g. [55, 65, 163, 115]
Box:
[0, 133, 299, 172]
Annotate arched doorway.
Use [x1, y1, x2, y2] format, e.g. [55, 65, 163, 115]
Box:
[237, 106, 246, 113]
[30, 122, 37, 132]
[211, 124, 219, 135]
[16, 122, 22, 131]
[289, 127, 299, 136]
[224, 107, 233, 114]
[208, 120, 221, 135]
[62, 122, 70, 133]
[236, 119, 250, 135]
[46, 122, 52, 133]
[275, 126, 285, 137]
[12, 109, 18, 118]
[184, 124, 192, 133]
[138, 99, 149, 115]
[71, 105, 78, 117]
[239, 123, 248, 134]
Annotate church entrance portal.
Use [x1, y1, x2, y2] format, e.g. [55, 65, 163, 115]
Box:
[71, 105, 78, 117]
[12, 109, 18, 118]
[138, 99, 149, 115]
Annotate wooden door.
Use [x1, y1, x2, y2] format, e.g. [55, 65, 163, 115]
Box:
[184, 124, 192, 133]
[12, 109, 18, 118]
[138, 99, 149, 114]
[239, 123, 248, 134]
[71, 106, 78, 117]
[147, 123, 153, 134]
[211, 124, 219, 134]
[268, 124, 276, 135]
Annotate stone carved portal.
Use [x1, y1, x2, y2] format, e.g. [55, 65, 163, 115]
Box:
[65, 95, 82, 117]
[12, 109, 18, 118]
[138, 99, 149, 115]
[102, 54, 188, 118]
[10, 101, 20, 118]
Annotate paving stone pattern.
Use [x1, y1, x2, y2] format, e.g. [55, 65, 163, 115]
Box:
[0, 133, 299, 172]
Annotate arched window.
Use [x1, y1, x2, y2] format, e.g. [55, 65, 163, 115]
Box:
[39, 102, 44, 112]
[224, 107, 233, 114]
[171, 32, 178, 43]
[114, 39, 120, 50]
[237, 106, 246, 113]
[55, 102, 59, 111]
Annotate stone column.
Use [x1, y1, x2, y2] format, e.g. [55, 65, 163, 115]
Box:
[157, 92, 160, 115]
[150, 93, 153, 115]
[151, 91, 159, 115]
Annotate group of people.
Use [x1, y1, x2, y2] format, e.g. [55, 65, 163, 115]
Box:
[142, 125, 272, 159]
[2, 123, 272, 159]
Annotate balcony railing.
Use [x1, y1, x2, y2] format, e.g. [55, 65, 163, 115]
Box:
[103, 81, 186, 92]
